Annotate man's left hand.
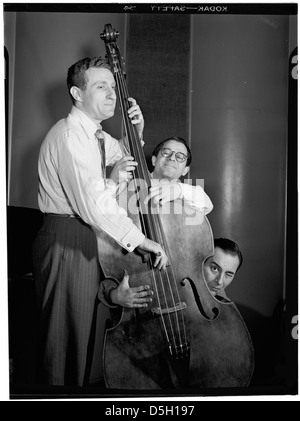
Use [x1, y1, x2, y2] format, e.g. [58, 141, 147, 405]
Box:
[127, 97, 144, 141]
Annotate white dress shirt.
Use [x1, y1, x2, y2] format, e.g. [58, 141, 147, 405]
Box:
[38, 106, 145, 252]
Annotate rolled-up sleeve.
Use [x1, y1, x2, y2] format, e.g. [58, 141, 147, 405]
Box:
[98, 278, 119, 308]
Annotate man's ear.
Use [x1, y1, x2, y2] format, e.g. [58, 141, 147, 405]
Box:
[70, 86, 82, 103]
[151, 155, 157, 168]
[181, 166, 190, 177]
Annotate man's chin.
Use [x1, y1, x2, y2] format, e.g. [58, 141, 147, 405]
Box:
[101, 111, 115, 120]
[160, 169, 179, 180]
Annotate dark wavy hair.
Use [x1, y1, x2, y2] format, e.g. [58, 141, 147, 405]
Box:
[214, 238, 243, 271]
[151, 136, 192, 166]
[66, 57, 111, 104]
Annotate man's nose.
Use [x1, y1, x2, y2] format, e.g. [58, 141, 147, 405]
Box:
[107, 87, 116, 99]
[168, 151, 176, 161]
[216, 273, 225, 286]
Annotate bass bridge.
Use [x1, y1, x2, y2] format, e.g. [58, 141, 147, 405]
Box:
[151, 301, 187, 316]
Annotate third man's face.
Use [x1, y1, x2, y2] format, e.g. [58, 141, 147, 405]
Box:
[80, 67, 117, 123]
[203, 247, 240, 296]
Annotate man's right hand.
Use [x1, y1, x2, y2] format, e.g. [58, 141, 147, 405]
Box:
[136, 238, 168, 270]
[109, 155, 138, 184]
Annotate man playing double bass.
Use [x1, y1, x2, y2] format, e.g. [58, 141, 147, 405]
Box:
[32, 57, 168, 387]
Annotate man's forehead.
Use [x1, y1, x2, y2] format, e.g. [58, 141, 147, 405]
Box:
[86, 66, 114, 82]
[212, 247, 240, 271]
[163, 140, 187, 154]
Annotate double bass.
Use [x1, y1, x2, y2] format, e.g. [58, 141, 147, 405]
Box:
[97, 24, 254, 390]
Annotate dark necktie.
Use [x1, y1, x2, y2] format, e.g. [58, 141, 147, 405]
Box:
[95, 128, 106, 180]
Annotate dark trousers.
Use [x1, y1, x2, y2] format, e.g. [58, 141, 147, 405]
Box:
[32, 214, 108, 386]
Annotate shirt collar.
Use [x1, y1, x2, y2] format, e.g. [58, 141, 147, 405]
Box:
[70, 106, 102, 139]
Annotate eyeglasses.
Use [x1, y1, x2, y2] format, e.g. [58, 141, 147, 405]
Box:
[160, 147, 188, 163]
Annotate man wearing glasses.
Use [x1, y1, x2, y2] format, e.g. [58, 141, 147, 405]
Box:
[148, 136, 213, 214]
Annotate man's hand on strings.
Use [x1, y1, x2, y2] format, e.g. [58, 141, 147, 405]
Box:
[127, 97, 144, 143]
[110, 269, 154, 308]
[109, 156, 138, 184]
[136, 238, 168, 270]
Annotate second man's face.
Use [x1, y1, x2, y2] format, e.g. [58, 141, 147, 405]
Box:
[152, 140, 190, 181]
[81, 67, 117, 123]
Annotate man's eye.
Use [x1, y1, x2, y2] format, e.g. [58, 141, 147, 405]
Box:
[211, 265, 218, 273]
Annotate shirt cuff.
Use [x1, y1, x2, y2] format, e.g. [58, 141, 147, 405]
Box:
[121, 224, 146, 252]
